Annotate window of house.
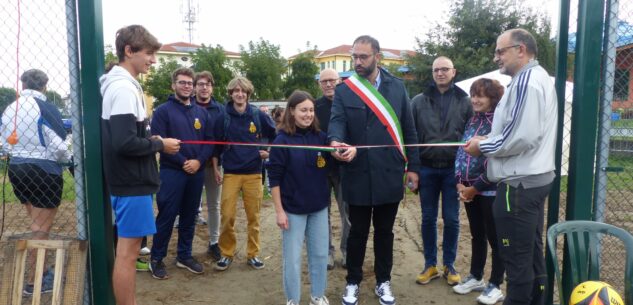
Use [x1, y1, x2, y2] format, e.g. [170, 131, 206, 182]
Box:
[343, 61, 347, 71]
[321, 62, 325, 70]
[333, 61, 336, 70]
[615, 69, 630, 101]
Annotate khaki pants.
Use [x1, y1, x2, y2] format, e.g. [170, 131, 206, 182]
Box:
[218, 173, 263, 259]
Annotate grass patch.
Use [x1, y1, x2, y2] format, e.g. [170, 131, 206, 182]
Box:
[612, 119, 633, 128]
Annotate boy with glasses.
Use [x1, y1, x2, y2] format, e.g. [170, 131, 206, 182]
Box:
[149, 67, 215, 280]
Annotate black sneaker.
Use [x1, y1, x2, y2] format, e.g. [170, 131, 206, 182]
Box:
[247, 257, 265, 270]
[176, 258, 204, 274]
[215, 256, 233, 271]
[207, 243, 221, 261]
[149, 259, 169, 280]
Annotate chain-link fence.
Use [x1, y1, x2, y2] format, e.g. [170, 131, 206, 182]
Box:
[593, 0, 633, 298]
[0, 0, 87, 304]
[551, 0, 633, 303]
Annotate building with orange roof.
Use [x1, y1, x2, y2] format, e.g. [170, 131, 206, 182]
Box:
[288, 44, 415, 79]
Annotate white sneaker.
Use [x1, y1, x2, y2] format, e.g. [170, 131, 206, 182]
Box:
[341, 284, 359, 305]
[477, 283, 504, 305]
[309, 295, 329, 305]
[139, 247, 151, 256]
[286, 300, 298, 305]
[374, 281, 396, 305]
[453, 274, 486, 294]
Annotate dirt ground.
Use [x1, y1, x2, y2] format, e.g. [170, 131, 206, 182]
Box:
[135, 194, 500, 305]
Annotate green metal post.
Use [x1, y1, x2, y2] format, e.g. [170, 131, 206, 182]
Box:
[546, 1, 571, 304]
[562, 0, 605, 302]
[77, 0, 115, 304]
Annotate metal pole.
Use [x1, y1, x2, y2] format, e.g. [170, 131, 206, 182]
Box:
[593, 0, 618, 224]
[65, 1, 91, 304]
[77, 0, 115, 304]
[546, 0, 571, 304]
[563, 0, 606, 302]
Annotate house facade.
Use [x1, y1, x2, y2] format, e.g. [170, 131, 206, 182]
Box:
[288, 44, 414, 79]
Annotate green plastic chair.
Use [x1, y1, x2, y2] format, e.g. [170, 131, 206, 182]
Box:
[547, 220, 633, 304]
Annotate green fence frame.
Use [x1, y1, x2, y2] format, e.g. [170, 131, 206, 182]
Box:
[78, 0, 115, 304]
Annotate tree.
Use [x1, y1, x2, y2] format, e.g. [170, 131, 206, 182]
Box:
[283, 50, 320, 98]
[104, 44, 118, 70]
[238, 38, 286, 100]
[45, 90, 66, 113]
[143, 57, 182, 108]
[0, 87, 17, 116]
[409, 0, 555, 92]
[191, 44, 234, 102]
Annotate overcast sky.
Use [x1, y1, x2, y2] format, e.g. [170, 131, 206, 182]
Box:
[102, 0, 558, 57]
[1, 0, 558, 95]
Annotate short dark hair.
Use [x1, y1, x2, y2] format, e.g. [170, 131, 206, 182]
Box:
[279, 90, 320, 135]
[171, 67, 195, 83]
[115, 25, 161, 62]
[194, 71, 215, 86]
[469, 78, 505, 110]
[21, 69, 48, 91]
[353, 35, 380, 54]
[510, 29, 538, 56]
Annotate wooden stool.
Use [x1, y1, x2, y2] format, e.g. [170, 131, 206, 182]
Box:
[0, 235, 87, 305]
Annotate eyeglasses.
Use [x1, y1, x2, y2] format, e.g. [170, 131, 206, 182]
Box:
[319, 79, 339, 85]
[432, 67, 454, 74]
[196, 82, 212, 88]
[351, 53, 374, 62]
[176, 80, 194, 87]
[494, 44, 520, 56]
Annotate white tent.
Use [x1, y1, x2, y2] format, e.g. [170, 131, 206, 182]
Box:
[455, 70, 574, 175]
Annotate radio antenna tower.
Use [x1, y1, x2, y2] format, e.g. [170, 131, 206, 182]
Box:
[181, 0, 198, 43]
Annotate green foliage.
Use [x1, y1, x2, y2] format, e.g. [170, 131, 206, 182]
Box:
[45, 90, 65, 111]
[191, 44, 234, 101]
[410, 0, 555, 91]
[238, 38, 286, 100]
[143, 57, 182, 108]
[283, 51, 320, 98]
[0, 87, 17, 116]
[0, 88, 66, 116]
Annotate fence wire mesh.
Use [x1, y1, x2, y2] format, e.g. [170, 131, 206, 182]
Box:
[0, 0, 87, 304]
[552, 0, 633, 303]
[593, 0, 633, 298]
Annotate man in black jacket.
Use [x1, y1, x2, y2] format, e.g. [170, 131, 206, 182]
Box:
[315, 68, 349, 270]
[412, 56, 473, 287]
[329, 35, 420, 305]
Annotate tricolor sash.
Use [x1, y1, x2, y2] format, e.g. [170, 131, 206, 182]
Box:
[344, 73, 407, 161]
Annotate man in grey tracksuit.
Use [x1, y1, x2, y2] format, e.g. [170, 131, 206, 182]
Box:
[465, 28, 558, 305]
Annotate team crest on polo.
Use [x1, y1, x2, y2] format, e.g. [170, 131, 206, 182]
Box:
[249, 121, 257, 133]
[194, 118, 201, 130]
[317, 152, 326, 168]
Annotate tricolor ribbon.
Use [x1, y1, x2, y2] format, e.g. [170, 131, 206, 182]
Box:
[181, 140, 464, 152]
[345, 73, 407, 161]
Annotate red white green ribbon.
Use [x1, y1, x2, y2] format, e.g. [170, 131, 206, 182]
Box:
[345, 73, 406, 161]
[181, 140, 464, 151]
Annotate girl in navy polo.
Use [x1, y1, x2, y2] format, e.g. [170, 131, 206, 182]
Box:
[267, 90, 330, 305]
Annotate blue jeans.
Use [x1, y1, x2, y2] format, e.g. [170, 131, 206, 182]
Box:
[419, 166, 460, 267]
[282, 207, 328, 303]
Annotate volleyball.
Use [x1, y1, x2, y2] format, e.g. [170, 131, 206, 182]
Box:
[569, 281, 624, 305]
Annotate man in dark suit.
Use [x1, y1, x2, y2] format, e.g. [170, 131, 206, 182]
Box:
[328, 35, 420, 305]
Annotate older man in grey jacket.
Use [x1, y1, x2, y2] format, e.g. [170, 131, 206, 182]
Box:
[465, 28, 558, 305]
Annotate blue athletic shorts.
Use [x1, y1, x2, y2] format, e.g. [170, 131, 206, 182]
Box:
[111, 195, 156, 238]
